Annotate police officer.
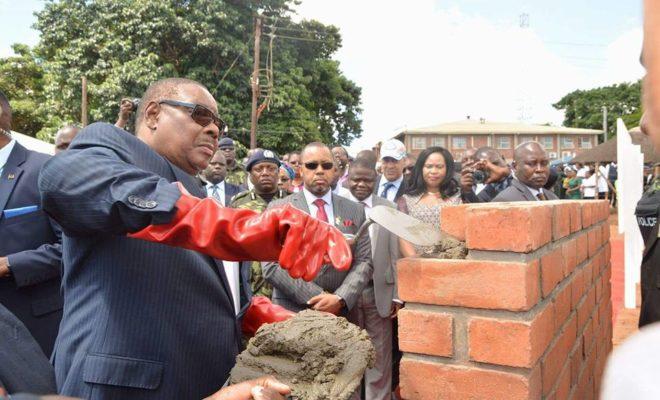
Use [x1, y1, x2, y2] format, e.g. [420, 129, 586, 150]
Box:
[230, 149, 287, 298]
[637, 162, 660, 327]
[219, 137, 248, 187]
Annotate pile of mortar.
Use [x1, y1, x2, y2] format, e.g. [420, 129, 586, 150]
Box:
[230, 310, 375, 400]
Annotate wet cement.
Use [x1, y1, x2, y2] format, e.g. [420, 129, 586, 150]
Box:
[230, 310, 375, 400]
[420, 234, 468, 259]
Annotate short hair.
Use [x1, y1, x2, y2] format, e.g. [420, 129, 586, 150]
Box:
[136, 78, 207, 126]
[332, 146, 348, 156]
[475, 146, 506, 166]
[514, 141, 545, 162]
[301, 142, 332, 159]
[350, 157, 377, 172]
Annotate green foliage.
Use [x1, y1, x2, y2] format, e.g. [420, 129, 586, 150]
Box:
[1, 0, 362, 151]
[552, 81, 642, 139]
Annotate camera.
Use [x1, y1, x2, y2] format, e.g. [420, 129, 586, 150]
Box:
[473, 168, 490, 184]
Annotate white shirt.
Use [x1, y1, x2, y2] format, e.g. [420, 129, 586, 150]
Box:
[521, 181, 545, 201]
[581, 175, 597, 198]
[597, 165, 609, 193]
[377, 175, 403, 202]
[0, 139, 16, 177]
[302, 187, 335, 225]
[206, 181, 226, 206]
[577, 166, 589, 178]
[222, 261, 241, 315]
[341, 191, 375, 242]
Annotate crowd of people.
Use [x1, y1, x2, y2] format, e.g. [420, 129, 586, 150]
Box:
[0, 73, 621, 400]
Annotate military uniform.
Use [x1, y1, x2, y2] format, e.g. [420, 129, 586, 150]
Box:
[230, 189, 287, 298]
[637, 176, 660, 327]
[225, 162, 247, 187]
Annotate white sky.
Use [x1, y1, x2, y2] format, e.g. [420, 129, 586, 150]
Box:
[295, 0, 645, 153]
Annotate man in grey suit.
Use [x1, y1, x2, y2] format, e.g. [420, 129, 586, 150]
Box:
[263, 143, 372, 316]
[342, 158, 401, 400]
[492, 142, 559, 202]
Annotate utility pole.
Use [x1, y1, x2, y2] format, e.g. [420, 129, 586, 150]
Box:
[81, 76, 88, 127]
[602, 106, 608, 143]
[250, 16, 262, 149]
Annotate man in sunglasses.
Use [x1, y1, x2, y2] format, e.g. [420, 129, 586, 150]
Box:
[38, 78, 351, 400]
[263, 142, 372, 321]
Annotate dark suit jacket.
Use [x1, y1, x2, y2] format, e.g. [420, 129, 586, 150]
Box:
[203, 181, 241, 206]
[0, 142, 62, 357]
[491, 178, 559, 202]
[262, 192, 372, 312]
[374, 175, 408, 202]
[0, 303, 56, 394]
[39, 123, 241, 399]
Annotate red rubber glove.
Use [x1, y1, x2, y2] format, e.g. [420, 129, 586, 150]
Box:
[128, 183, 352, 281]
[242, 296, 295, 336]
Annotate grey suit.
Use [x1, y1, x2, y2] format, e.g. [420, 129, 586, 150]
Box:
[491, 178, 559, 202]
[262, 191, 372, 313]
[346, 194, 399, 400]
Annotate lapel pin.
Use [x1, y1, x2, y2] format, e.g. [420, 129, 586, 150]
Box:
[7, 173, 15, 180]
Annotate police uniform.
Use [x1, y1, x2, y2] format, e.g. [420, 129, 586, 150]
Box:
[229, 150, 285, 298]
[636, 175, 660, 327]
[225, 162, 247, 187]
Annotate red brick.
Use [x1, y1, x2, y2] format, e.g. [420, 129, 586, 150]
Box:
[542, 315, 578, 396]
[587, 229, 599, 258]
[553, 363, 571, 400]
[605, 243, 611, 268]
[440, 204, 467, 241]
[577, 287, 596, 333]
[398, 309, 453, 357]
[569, 202, 582, 233]
[562, 238, 578, 277]
[397, 258, 540, 311]
[400, 359, 541, 400]
[576, 233, 588, 265]
[465, 204, 552, 252]
[582, 318, 595, 358]
[581, 201, 593, 228]
[583, 260, 594, 288]
[552, 203, 571, 240]
[554, 283, 572, 332]
[541, 247, 565, 297]
[469, 303, 554, 368]
[571, 270, 585, 309]
[594, 200, 609, 223]
[601, 222, 611, 244]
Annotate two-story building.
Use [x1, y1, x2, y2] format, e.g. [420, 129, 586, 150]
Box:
[393, 118, 603, 162]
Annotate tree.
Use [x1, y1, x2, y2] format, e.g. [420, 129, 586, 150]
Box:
[552, 81, 642, 139]
[11, 0, 362, 151]
[0, 44, 48, 138]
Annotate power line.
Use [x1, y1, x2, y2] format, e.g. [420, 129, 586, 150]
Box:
[264, 33, 331, 43]
[264, 25, 329, 35]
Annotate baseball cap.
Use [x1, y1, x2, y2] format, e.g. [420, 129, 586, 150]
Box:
[218, 137, 234, 149]
[380, 139, 406, 161]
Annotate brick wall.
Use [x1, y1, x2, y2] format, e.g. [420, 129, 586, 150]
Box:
[397, 200, 612, 400]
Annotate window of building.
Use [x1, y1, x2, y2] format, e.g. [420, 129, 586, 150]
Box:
[412, 137, 426, 150]
[542, 136, 553, 150]
[431, 136, 446, 147]
[561, 137, 574, 149]
[580, 137, 592, 149]
[497, 136, 511, 149]
[452, 137, 467, 149]
[520, 136, 535, 143]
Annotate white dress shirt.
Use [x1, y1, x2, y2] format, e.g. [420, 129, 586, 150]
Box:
[581, 175, 597, 198]
[343, 192, 375, 244]
[206, 181, 226, 206]
[522, 182, 545, 201]
[0, 138, 16, 177]
[302, 187, 335, 225]
[377, 175, 403, 202]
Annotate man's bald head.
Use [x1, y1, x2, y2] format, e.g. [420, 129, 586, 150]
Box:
[55, 125, 81, 154]
[475, 146, 506, 166]
[513, 141, 550, 189]
[136, 78, 209, 127]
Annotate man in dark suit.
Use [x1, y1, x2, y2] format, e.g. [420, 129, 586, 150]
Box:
[492, 142, 559, 202]
[0, 91, 63, 357]
[342, 158, 400, 400]
[38, 78, 348, 399]
[374, 139, 408, 202]
[263, 143, 372, 315]
[202, 150, 241, 206]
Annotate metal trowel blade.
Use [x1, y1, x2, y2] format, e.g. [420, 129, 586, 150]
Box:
[368, 205, 441, 246]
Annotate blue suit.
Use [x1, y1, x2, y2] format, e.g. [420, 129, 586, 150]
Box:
[39, 123, 241, 399]
[0, 142, 62, 357]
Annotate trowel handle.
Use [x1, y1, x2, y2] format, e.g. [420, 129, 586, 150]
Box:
[354, 219, 374, 241]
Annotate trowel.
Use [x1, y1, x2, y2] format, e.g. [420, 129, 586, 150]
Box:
[350, 205, 442, 246]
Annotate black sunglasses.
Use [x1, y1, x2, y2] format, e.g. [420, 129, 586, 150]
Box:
[304, 162, 335, 171]
[158, 100, 226, 132]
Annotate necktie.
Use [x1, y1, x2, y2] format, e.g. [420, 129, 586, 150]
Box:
[211, 185, 222, 205]
[313, 199, 329, 223]
[381, 182, 395, 199]
[536, 192, 547, 201]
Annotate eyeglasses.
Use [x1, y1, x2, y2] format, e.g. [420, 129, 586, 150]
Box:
[158, 100, 226, 132]
[304, 162, 335, 171]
